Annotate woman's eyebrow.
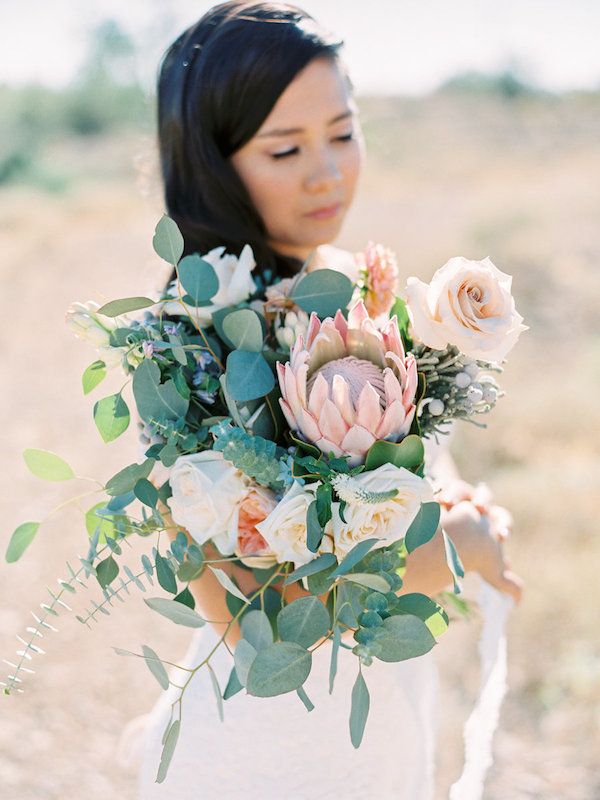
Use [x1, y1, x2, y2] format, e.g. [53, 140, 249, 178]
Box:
[256, 109, 353, 138]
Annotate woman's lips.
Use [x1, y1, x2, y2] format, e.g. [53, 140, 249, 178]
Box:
[305, 202, 342, 220]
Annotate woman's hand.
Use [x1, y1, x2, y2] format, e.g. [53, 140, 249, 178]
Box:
[439, 484, 523, 604]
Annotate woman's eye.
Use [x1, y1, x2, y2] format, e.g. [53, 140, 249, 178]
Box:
[335, 133, 354, 143]
[271, 147, 299, 160]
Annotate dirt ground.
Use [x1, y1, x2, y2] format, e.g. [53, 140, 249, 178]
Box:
[1, 93, 599, 799]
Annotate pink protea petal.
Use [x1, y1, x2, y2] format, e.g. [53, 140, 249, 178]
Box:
[318, 398, 349, 445]
[308, 372, 330, 417]
[381, 316, 405, 360]
[276, 361, 286, 394]
[375, 399, 406, 440]
[386, 350, 408, 385]
[297, 407, 322, 443]
[401, 405, 416, 435]
[305, 313, 322, 349]
[296, 361, 308, 408]
[383, 367, 404, 405]
[341, 425, 376, 457]
[284, 364, 303, 418]
[348, 300, 370, 329]
[331, 374, 355, 426]
[347, 328, 386, 368]
[333, 309, 348, 344]
[309, 323, 346, 373]
[356, 382, 383, 432]
[315, 437, 345, 458]
[403, 354, 418, 409]
[279, 398, 298, 432]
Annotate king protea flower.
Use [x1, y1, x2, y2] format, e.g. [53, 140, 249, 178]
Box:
[277, 301, 418, 465]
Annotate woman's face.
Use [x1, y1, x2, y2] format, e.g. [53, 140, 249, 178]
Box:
[230, 55, 364, 262]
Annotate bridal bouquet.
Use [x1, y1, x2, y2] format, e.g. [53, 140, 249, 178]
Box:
[4, 216, 526, 780]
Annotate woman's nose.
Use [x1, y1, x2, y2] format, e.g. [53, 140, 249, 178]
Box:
[304, 149, 342, 194]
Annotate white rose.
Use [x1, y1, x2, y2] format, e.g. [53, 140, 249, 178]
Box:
[331, 464, 434, 558]
[162, 244, 257, 325]
[255, 481, 331, 569]
[65, 300, 115, 347]
[404, 256, 528, 362]
[167, 451, 250, 555]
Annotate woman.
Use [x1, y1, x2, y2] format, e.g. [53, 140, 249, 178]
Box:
[135, 3, 522, 797]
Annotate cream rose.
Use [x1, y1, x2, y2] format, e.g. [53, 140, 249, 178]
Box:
[255, 481, 333, 569]
[404, 256, 528, 362]
[331, 464, 434, 558]
[167, 451, 250, 555]
[162, 244, 257, 325]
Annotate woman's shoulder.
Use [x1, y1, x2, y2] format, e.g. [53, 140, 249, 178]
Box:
[310, 244, 361, 282]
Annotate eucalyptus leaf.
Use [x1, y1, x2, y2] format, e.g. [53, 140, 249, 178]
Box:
[85, 502, 118, 544]
[5, 521, 40, 563]
[442, 528, 465, 594]
[223, 666, 243, 700]
[396, 593, 449, 637]
[177, 254, 219, 305]
[93, 393, 130, 443]
[177, 560, 204, 583]
[246, 641, 312, 697]
[241, 609, 273, 651]
[133, 359, 189, 423]
[364, 435, 424, 472]
[156, 719, 180, 784]
[283, 553, 337, 586]
[134, 478, 158, 508]
[22, 448, 75, 481]
[225, 350, 275, 402]
[276, 596, 330, 649]
[329, 623, 341, 694]
[97, 297, 156, 317]
[234, 639, 257, 687]
[105, 459, 155, 496]
[376, 614, 436, 662]
[405, 502, 441, 554]
[330, 538, 380, 579]
[144, 597, 205, 628]
[153, 215, 184, 265]
[96, 555, 119, 589]
[155, 552, 177, 594]
[82, 360, 107, 395]
[222, 308, 263, 352]
[349, 669, 370, 748]
[306, 499, 324, 553]
[208, 664, 224, 722]
[142, 644, 169, 690]
[209, 567, 250, 605]
[173, 587, 195, 609]
[167, 334, 188, 366]
[339, 572, 391, 593]
[290, 269, 354, 318]
[296, 685, 315, 712]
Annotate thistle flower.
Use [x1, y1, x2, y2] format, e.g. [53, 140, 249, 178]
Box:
[277, 301, 417, 465]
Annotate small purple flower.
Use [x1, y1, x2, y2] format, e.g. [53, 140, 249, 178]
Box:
[164, 323, 180, 336]
[142, 341, 155, 359]
[195, 389, 216, 404]
[195, 349, 214, 370]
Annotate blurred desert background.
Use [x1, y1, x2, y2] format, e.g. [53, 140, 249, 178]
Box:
[1, 9, 600, 800]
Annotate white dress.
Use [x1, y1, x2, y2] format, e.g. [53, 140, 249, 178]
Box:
[134, 436, 450, 800]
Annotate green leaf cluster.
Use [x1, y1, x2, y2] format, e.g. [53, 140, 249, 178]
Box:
[210, 422, 284, 489]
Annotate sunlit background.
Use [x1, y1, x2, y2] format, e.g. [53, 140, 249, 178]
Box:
[1, 2, 599, 799]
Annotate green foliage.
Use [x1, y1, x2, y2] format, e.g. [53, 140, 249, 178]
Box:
[223, 666, 243, 700]
[405, 502, 441, 554]
[153, 215, 184, 265]
[96, 296, 155, 317]
[225, 350, 275, 402]
[375, 615, 436, 662]
[389, 296, 412, 347]
[82, 360, 107, 394]
[144, 597, 205, 628]
[339, 573, 390, 593]
[210, 422, 284, 489]
[396, 593, 449, 637]
[306, 499, 323, 553]
[290, 268, 354, 318]
[329, 623, 341, 694]
[96, 555, 119, 589]
[155, 552, 177, 594]
[132, 360, 189, 424]
[330, 538, 380, 579]
[105, 459, 155, 496]
[277, 597, 330, 649]
[93, 393, 130, 442]
[134, 478, 158, 508]
[209, 566, 250, 605]
[364, 434, 424, 472]
[349, 670, 370, 748]
[283, 553, 337, 586]
[234, 639, 257, 687]
[296, 685, 315, 712]
[142, 645, 169, 690]
[442, 529, 465, 594]
[5, 521, 40, 563]
[246, 641, 312, 697]
[222, 309, 264, 352]
[241, 610, 273, 651]
[177, 254, 219, 305]
[157, 720, 180, 784]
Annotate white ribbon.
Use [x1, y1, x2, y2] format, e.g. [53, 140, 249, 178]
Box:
[449, 580, 513, 800]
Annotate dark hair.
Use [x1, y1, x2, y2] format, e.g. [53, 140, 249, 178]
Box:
[157, 1, 344, 284]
